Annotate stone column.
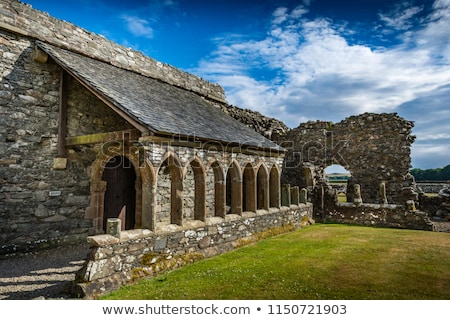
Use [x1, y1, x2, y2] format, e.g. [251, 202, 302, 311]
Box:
[290, 186, 299, 205]
[353, 184, 363, 206]
[84, 180, 107, 234]
[215, 179, 226, 218]
[379, 182, 388, 205]
[281, 184, 291, 207]
[300, 188, 308, 204]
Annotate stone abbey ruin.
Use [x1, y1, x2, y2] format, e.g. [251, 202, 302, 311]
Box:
[1, 0, 449, 297]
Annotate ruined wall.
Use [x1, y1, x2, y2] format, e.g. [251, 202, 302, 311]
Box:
[280, 113, 417, 205]
[325, 203, 434, 231]
[217, 104, 288, 140]
[0, 0, 225, 103]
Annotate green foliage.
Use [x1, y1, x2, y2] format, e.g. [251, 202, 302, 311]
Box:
[410, 164, 450, 181]
[102, 225, 450, 300]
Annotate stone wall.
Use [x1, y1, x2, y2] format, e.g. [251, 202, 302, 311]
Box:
[0, 29, 94, 254]
[279, 113, 417, 206]
[217, 104, 289, 140]
[0, 0, 291, 255]
[72, 204, 314, 299]
[416, 182, 449, 194]
[0, 0, 225, 103]
[0, 30, 286, 254]
[324, 203, 434, 231]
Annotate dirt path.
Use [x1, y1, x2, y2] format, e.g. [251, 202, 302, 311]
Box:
[0, 244, 89, 300]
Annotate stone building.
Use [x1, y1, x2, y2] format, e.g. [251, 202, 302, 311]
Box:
[0, 0, 293, 255]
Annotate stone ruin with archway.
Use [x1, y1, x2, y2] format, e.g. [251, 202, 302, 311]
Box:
[279, 112, 422, 218]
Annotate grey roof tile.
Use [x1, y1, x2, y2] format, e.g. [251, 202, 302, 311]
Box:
[37, 41, 284, 152]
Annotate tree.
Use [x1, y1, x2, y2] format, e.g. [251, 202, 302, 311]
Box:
[410, 165, 450, 181]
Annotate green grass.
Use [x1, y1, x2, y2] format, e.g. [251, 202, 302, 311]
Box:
[101, 224, 450, 300]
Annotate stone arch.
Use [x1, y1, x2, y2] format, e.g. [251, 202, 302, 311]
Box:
[269, 164, 281, 208]
[156, 152, 183, 226]
[256, 163, 270, 210]
[303, 166, 314, 188]
[324, 164, 351, 202]
[281, 113, 417, 205]
[85, 142, 150, 234]
[226, 160, 242, 215]
[242, 162, 257, 212]
[184, 156, 206, 222]
[209, 160, 226, 218]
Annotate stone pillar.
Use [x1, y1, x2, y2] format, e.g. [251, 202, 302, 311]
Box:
[300, 188, 308, 204]
[379, 182, 388, 205]
[85, 180, 107, 234]
[106, 218, 121, 238]
[281, 184, 291, 207]
[215, 179, 226, 218]
[141, 183, 155, 230]
[290, 186, 299, 205]
[353, 184, 363, 206]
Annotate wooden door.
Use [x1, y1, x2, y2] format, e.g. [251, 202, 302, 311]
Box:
[102, 156, 136, 231]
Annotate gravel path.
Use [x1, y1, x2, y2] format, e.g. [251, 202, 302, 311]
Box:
[0, 244, 90, 300]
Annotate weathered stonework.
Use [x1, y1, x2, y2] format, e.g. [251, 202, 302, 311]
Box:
[0, 0, 287, 256]
[0, 30, 93, 253]
[217, 104, 289, 140]
[279, 113, 417, 208]
[325, 203, 434, 231]
[0, 0, 445, 266]
[72, 204, 313, 299]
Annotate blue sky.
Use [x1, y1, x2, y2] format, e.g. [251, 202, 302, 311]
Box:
[23, 0, 450, 170]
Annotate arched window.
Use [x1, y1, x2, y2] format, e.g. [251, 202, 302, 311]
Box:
[225, 161, 242, 215]
[269, 165, 281, 208]
[184, 158, 206, 222]
[157, 154, 183, 226]
[243, 163, 256, 212]
[209, 161, 225, 218]
[257, 164, 269, 210]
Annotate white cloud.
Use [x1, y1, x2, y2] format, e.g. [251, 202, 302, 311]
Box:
[378, 2, 423, 30]
[193, 0, 450, 168]
[411, 143, 450, 169]
[121, 15, 154, 39]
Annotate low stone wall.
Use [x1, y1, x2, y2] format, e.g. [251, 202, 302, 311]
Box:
[416, 183, 449, 194]
[72, 204, 313, 299]
[324, 202, 434, 231]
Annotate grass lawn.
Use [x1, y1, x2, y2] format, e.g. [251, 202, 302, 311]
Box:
[102, 224, 450, 300]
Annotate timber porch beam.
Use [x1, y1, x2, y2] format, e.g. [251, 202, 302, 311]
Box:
[65, 129, 141, 146]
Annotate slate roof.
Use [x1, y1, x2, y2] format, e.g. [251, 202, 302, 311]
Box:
[37, 42, 284, 152]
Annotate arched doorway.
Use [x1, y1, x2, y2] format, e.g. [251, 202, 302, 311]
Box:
[102, 156, 136, 231]
[324, 164, 351, 202]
